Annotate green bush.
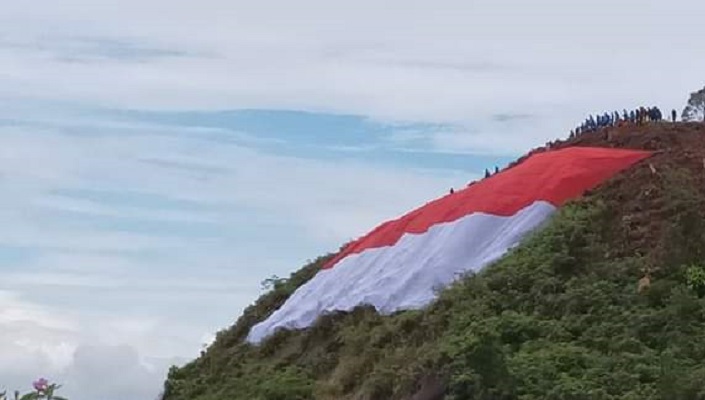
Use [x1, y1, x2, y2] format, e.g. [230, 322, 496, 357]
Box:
[685, 264, 705, 297]
[1, 380, 68, 400]
[164, 166, 705, 400]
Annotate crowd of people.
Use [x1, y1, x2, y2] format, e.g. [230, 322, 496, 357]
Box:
[484, 166, 499, 178]
[449, 105, 682, 195]
[570, 106, 677, 137]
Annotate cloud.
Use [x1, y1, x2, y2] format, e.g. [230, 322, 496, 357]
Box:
[0, 35, 196, 64]
[62, 344, 174, 400]
[0, 290, 191, 400]
[0, 290, 76, 389]
[0, 0, 703, 124]
[0, 114, 463, 398]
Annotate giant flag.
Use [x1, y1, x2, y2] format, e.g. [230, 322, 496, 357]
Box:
[247, 146, 651, 343]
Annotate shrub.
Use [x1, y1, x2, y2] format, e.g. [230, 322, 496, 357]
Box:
[684, 264, 705, 297]
[1, 379, 68, 400]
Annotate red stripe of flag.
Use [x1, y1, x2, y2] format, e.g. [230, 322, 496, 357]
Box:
[324, 147, 650, 269]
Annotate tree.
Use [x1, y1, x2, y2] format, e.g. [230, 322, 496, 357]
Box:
[260, 275, 286, 291]
[682, 86, 705, 122]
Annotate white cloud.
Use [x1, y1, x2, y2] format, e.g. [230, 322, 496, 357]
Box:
[0, 117, 460, 398]
[1, 122, 458, 245]
[0, 0, 702, 129]
[62, 344, 169, 400]
[0, 290, 191, 400]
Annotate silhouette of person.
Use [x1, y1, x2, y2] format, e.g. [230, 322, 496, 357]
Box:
[672, 109, 677, 123]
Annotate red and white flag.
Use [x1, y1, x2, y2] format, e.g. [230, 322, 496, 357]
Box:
[248, 147, 650, 343]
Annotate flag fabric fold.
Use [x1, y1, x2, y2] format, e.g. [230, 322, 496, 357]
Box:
[247, 147, 651, 344]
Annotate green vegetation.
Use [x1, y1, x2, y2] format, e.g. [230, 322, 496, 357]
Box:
[684, 265, 705, 297]
[1, 380, 68, 400]
[164, 162, 705, 400]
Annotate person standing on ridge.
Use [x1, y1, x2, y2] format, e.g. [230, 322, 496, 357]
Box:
[484, 169, 491, 179]
[672, 109, 677, 122]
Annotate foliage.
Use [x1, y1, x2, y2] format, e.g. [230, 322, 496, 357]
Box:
[163, 164, 705, 400]
[682, 86, 705, 122]
[684, 264, 705, 297]
[260, 275, 286, 292]
[1, 380, 68, 400]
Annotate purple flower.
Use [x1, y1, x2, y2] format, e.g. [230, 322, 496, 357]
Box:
[33, 378, 49, 392]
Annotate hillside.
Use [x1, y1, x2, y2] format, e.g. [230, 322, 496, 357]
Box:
[163, 122, 705, 400]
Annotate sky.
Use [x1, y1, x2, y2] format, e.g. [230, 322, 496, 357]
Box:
[1, 1, 704, 398]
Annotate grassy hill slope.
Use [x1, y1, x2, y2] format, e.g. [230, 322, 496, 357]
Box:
[164, 123, 705, 400]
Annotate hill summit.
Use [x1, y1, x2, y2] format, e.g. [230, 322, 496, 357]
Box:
[164, 122, 705, 400]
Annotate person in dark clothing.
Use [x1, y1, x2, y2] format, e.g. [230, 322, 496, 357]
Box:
[672, 109, 677, 122]
[449, 188, 454, 194]
[494, 166, 499, 174]
[484, 169, 491, 179]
